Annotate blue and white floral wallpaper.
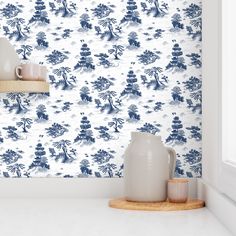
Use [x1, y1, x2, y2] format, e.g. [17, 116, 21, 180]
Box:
[0, 0, 202, 178]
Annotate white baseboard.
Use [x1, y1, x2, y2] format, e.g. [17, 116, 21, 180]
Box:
[0, 178, 198, 199]
[198, 180, 236, 235]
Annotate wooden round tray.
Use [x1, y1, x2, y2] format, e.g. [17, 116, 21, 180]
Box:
[0, 80, 49, 93]
[109, 198, 205, 211]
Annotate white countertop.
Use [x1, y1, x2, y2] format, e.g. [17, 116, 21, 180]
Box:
[0, 199, 232, 236]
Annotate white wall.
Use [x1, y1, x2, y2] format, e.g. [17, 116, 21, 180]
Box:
[202, 0, 220, 188]
[201, 1, 236, 234]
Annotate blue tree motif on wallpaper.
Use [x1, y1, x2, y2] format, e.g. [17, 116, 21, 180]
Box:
[4, 18, 28, 41]
[46, 50, 68, 65]
[108, 45, 124, 60]
[2, 172, 10, 178]
[175, 157, 184, 176]
[80, 159, 92, 176]
[186, 125, 201, 141]
[153, 29, 165, 39]
[183, 149, 202, 176]
[94, 99, 102, 109]
[62, 101, 73, 112]
[137, 122, 161, 134]
[127, 104, 140, 121]
[49, 0, 76, 18]
[7, 163, 25, 177]
[91, 76, 114, 92]
[36, 104, 48, 121]
[137, 50, 161, 65]
[183, 76, 201, 92]
[28, 92, 49, 100]
[186, 52, 202, 68]
[1, 149, 22, 165]
[80, 87, 92, 103]
[52, 67, 75, 90]
[108, 118, 124, 133]
[46, 123, 68, 138]
[183, 76, 202, 114]
[94, 26, 102, 35]
[51, 140, 75, 163]
[29, 143, 50, 171]
[0, 135, 4, 144]
[3, 126, 20, 141]
[92, 149, 114, 165]
[121, 70, 141, 98]
[183, 149, 201, 165]
[95, 53, 112, 68]
[29, 0, 50, 25]
[171, 86, 184, 104]
[141, 0, 168, 17]
[166, 43, 187, 72]
[190, 163, 202, 176]
[99, 91, 119, 114]
[170, 13, 184, 32]
[99, 163, 117, 177]
[183, 3, 202, 41]
[115, 164, 124, 178]
[36, 32, 49, 49]
[16, 45, 33, 60]
[16, 118, 32, 133]
[154, 102, 165, 112]
[79, 14, 92, 30]
[62, 29, 73, 39]
[95, 126, 113, 141]
[91, 4, 114, 19]
[128, 32, 140, 48]
[94, 171, 102, 178]
[74, 116, 95, 144]
[143, 67, 167, 90]
[141, 73, 149, 84]
[0, 3, 22, 19]
[74, 43, 95, 71]
[186, 96, 202, 114]
[98, 18, 120, 41]
[121, 0, 141, 25]
[166, 116, 187, 145]
[3, 93, 28, 114]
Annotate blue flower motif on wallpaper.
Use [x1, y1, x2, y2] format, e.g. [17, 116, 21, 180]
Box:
[0, 0, 202, 178]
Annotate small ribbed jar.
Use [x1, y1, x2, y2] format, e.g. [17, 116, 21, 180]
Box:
[167, 178, 188, 203]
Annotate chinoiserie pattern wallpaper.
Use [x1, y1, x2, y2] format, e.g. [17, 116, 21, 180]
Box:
[0, 0, 202, 178]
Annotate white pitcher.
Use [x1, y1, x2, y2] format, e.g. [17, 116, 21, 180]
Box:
[0, 37, 20, 80]
[124, 132, 176, 202]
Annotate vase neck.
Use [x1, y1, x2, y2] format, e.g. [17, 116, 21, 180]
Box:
[131, 132, 161, 143]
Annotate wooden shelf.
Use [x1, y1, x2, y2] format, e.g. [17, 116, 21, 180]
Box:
[109, 198, 205, 211]
[0, 80, 49, 93]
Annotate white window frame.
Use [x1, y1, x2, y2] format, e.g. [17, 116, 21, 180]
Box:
[219, 0, 236, 202]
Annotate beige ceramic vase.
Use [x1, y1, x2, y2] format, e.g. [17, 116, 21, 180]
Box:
[124, 132, 176, 202]
[0, 37, 20, 80]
